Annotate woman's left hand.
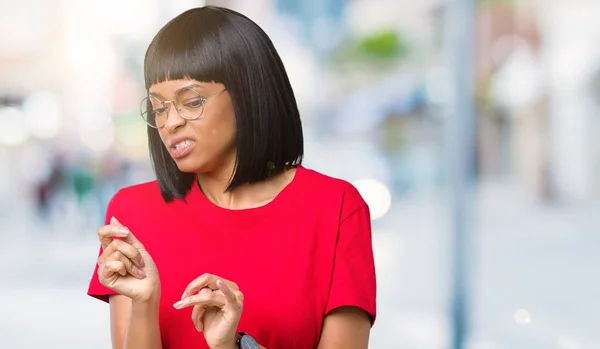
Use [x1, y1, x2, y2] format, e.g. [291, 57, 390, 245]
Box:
[174, 274, 244, 349]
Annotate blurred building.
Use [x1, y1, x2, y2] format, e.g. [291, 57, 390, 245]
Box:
[2, 1, 600, 348]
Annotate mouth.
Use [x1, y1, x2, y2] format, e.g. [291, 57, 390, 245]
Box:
[169, 139, 196, 159]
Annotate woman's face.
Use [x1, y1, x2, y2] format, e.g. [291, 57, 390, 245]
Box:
[149, 79, 236, 174]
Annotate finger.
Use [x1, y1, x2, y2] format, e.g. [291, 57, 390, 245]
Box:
[190, 288, 211, 332]
[233, 290, 244, 309]
[217, 279, 241, 312]
[111, 217, 147, 250]
[191, 304, 206, 332]
[109, 239, 144, 268]
[104, 260, 127, 278]
[109, 251, 146, 279]
[181, 274, 219, 299]
[173, 288, 226, 310]
[98, 241, 117, 263]
[97, 220, 130, 248]
[181, 274, 239, 300]
[98, 263, 116, 287]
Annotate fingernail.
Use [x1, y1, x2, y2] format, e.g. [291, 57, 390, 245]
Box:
[173, 301, 183, 309]
[110, 216, 117, 224]
[111, 226, 128, 236]
[138, 269, 146, 278]
[139, 258, 145, 268]
[181, 291, 187, 300]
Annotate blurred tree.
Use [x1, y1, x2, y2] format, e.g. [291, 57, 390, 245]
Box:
[356, 30, 407, 60]
[333, 29, 409, 65]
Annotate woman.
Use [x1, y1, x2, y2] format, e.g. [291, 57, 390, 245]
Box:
[88, 6, 376, 349]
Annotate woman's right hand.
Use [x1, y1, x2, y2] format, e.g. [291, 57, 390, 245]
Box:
[97, 217, 161, 302]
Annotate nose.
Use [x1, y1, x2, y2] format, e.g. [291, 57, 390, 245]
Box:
[163, 101, 186, 131]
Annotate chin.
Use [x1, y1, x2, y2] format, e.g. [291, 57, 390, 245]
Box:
[173, 157, 205, 174]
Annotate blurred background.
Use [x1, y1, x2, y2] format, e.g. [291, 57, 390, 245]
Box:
[1, 0, 599, 348]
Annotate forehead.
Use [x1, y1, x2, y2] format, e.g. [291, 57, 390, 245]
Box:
[148, 79, 208, 98]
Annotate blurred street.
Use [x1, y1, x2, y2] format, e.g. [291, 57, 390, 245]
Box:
[3, 0, 600, 348]
[1, 181, 599, 349]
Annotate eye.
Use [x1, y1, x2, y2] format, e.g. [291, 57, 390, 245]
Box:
[182, 98, 205, 109]
[151, 107, 167, 117]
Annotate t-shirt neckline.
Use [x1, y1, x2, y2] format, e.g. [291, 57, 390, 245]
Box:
[185, 165, 305, 222]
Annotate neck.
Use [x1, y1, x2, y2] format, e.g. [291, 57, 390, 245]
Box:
[196, 159, 234, 203]
[197, 165, 297, 210]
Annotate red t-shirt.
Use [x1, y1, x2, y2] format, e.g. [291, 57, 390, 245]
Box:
[87, 165, 377, 348]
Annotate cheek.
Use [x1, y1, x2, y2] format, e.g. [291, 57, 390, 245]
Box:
[157, 130, 169, 146]
[205, 127, 234, 149]
[204, 116, 235, 142]
[196, 125, 220, 141]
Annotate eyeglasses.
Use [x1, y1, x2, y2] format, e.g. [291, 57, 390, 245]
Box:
[140, 87, 226, 129]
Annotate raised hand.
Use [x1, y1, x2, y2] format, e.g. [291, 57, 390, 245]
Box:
[173, 274, 244, 349]
[97, 217, 161, 302]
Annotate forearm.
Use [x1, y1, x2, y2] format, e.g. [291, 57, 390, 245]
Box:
[124, 296, 162, 349]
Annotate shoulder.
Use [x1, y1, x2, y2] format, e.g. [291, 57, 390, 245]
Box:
[112, 180, 162, 202]
[300, 167, 364, 201]
[104, 181, 167, 233]
[107, 181, 164, 213]
[297, 166, 367, 219]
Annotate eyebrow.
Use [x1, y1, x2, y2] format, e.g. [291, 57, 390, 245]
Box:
[149, 83, 205, 99]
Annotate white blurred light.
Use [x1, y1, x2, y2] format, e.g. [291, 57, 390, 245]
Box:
[65, 35, 114, 76]
[22, 92, 62, 139]
[492, 45, 543, 109]
[0, 107, 29, 146]
[352, 178, 392, 220]
[102, 0, 159, 38]
[514, 309, 532, 325]
[0, 0, 51, 55]
[63, 29, 116, 84]
[490, 35, 528, 68]
[557, 335, 580, 349]
[540, 1, 600, 91]
[79, 118, 115, 152]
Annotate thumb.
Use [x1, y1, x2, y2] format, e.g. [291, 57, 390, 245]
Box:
[110, 216, 124, 226]
[217, 279, 240, 314]
[110, 216, 143, 248]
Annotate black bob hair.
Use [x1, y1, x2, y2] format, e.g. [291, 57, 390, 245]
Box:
[144, 6, 304, 202]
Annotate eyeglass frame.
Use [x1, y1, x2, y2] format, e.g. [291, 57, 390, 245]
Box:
[140, 87, 227, 129]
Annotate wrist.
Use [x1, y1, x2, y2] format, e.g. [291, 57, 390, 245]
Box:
[133, 287, 162, 304]
[211, 334, 239, 349]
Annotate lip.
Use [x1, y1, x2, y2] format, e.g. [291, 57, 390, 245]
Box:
[168, 136, 196, 148]
[167, 136, 196, 159]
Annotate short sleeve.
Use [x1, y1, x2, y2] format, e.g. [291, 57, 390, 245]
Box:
[325, 190, 377, 325]
[87, 193, 121, 303]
